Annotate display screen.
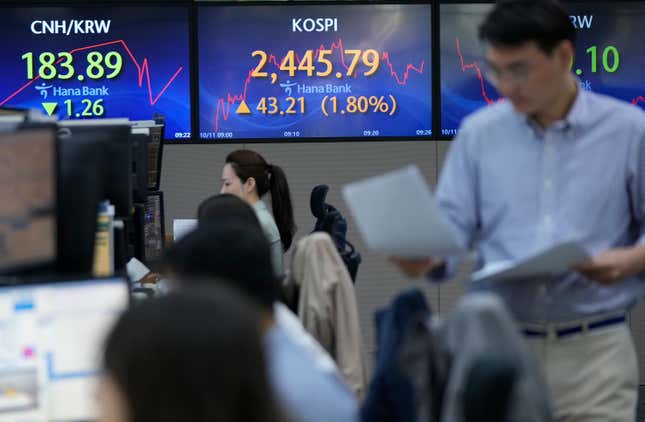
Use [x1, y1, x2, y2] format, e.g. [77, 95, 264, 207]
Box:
[0, 130, 56, 273]
[0, 7, 191, 140]
[440, 2, 645, 136]
[198, 3, 432, 141]
[144, 192, 164, 262]
[0, 278, 128, 421]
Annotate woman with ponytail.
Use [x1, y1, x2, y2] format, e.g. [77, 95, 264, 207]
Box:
[220, 150, 296, 278]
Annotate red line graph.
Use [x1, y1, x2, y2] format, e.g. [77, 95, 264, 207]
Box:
[212, 37, 425, 133]
[455, 38, 645, 109]
[455, 37, 499, 105]
[0, 39, 183, 107]
[631, 96, 645, 106]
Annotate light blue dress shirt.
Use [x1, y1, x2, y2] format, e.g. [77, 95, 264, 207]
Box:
[264, 325, 359, 422]
[434, 89, 645, 322]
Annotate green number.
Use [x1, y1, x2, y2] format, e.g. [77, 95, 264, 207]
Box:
[64, 99, 73, 117]
[602, 46, 619, 73]
[22, 52, 34, 80]
[81, 99, 93, 116]
[22, 51, 75, 80]
[66, 99, 105, 117]
[92, 99, 105, 116]
[38, 52, 57, 80]
[585, 46, 597, 73]
[585, 45, 620, 74]
[86, 52, 105, 79]
[57, 52, 74, 79]
[104, 52, 123, 79]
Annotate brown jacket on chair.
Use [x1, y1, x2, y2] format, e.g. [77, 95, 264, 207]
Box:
[289, 232, 367, 399]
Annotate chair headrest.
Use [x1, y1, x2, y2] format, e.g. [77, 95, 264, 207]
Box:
[310, 184, 329, 219]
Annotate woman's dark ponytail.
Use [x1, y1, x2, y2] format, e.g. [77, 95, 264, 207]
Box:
[226, 150, 296, 251]
[268, 164, 296, 251]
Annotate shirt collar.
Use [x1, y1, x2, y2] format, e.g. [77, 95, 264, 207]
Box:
[561, 85, 588, 129]
[252, 200, 267, 212]
[518, 84, 588, 137]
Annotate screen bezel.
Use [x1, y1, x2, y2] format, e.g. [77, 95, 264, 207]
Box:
[0, 273, 131, 304]
[0, 1, 193, 142]
[5, 0, 436, 144]
[437, 1, 495, 140]
[436, 0, 622, 140]
[191, 0, 434, 144]
[0, 274, 129, 292]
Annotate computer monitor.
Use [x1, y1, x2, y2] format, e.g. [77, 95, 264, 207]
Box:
[56, 128, 107, 275]
[0, 277, 129, 422]
[197, 2, 432, 141]
[59, 122, 133, 218]
[0, 115, 57, 135]
[130, 120, 164, 191]
[0, 6, 191, 141]
[0, 129, 57, 275]
[439, 1, 645, 136]
[130, 129, 149, 204]
[0, 107, 28, 116]
[143, 191, 165, 263]
[0, 116, 26, 135]
[148, 125, 163, 191]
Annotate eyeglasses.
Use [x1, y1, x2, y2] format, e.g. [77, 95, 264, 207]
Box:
[484, 57, 535, 88]
[484, 63, 532, 87]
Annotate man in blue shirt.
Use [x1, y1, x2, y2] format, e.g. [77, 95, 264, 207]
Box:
[394, 1, 645, 420]
[164, 222, 359, 422]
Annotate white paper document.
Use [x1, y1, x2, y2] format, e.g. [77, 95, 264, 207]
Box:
[126, 257, 151, 282]
[471, 242, 590, 284]
[341, 165, 463, 258]
[173, 219, 198, 241]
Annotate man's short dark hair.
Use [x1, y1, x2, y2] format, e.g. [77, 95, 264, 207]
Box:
[479, 0, 575, 54]
[163, 221, 279, 312]
[197, 193, 261, 228]
[103, 288, 284, 422]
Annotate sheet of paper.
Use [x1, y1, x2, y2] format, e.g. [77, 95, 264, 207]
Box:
[126, 257, 150, 282]
[471, 242, 590, 283]
[342, 165, 463, 258]
[173, 219, 198, 241]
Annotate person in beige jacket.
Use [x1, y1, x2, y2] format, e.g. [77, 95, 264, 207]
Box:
[288, 232, 367, 399]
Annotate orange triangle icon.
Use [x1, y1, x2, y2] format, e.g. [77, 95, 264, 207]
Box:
[236, 100, 251, 115]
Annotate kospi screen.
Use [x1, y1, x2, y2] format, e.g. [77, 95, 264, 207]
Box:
[198, 3, 432, 141]
[0, 7, 191, 140]
[440, 2, 645, 136]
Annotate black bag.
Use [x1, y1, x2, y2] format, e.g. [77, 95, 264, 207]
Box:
[310, 185, 362, 282]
